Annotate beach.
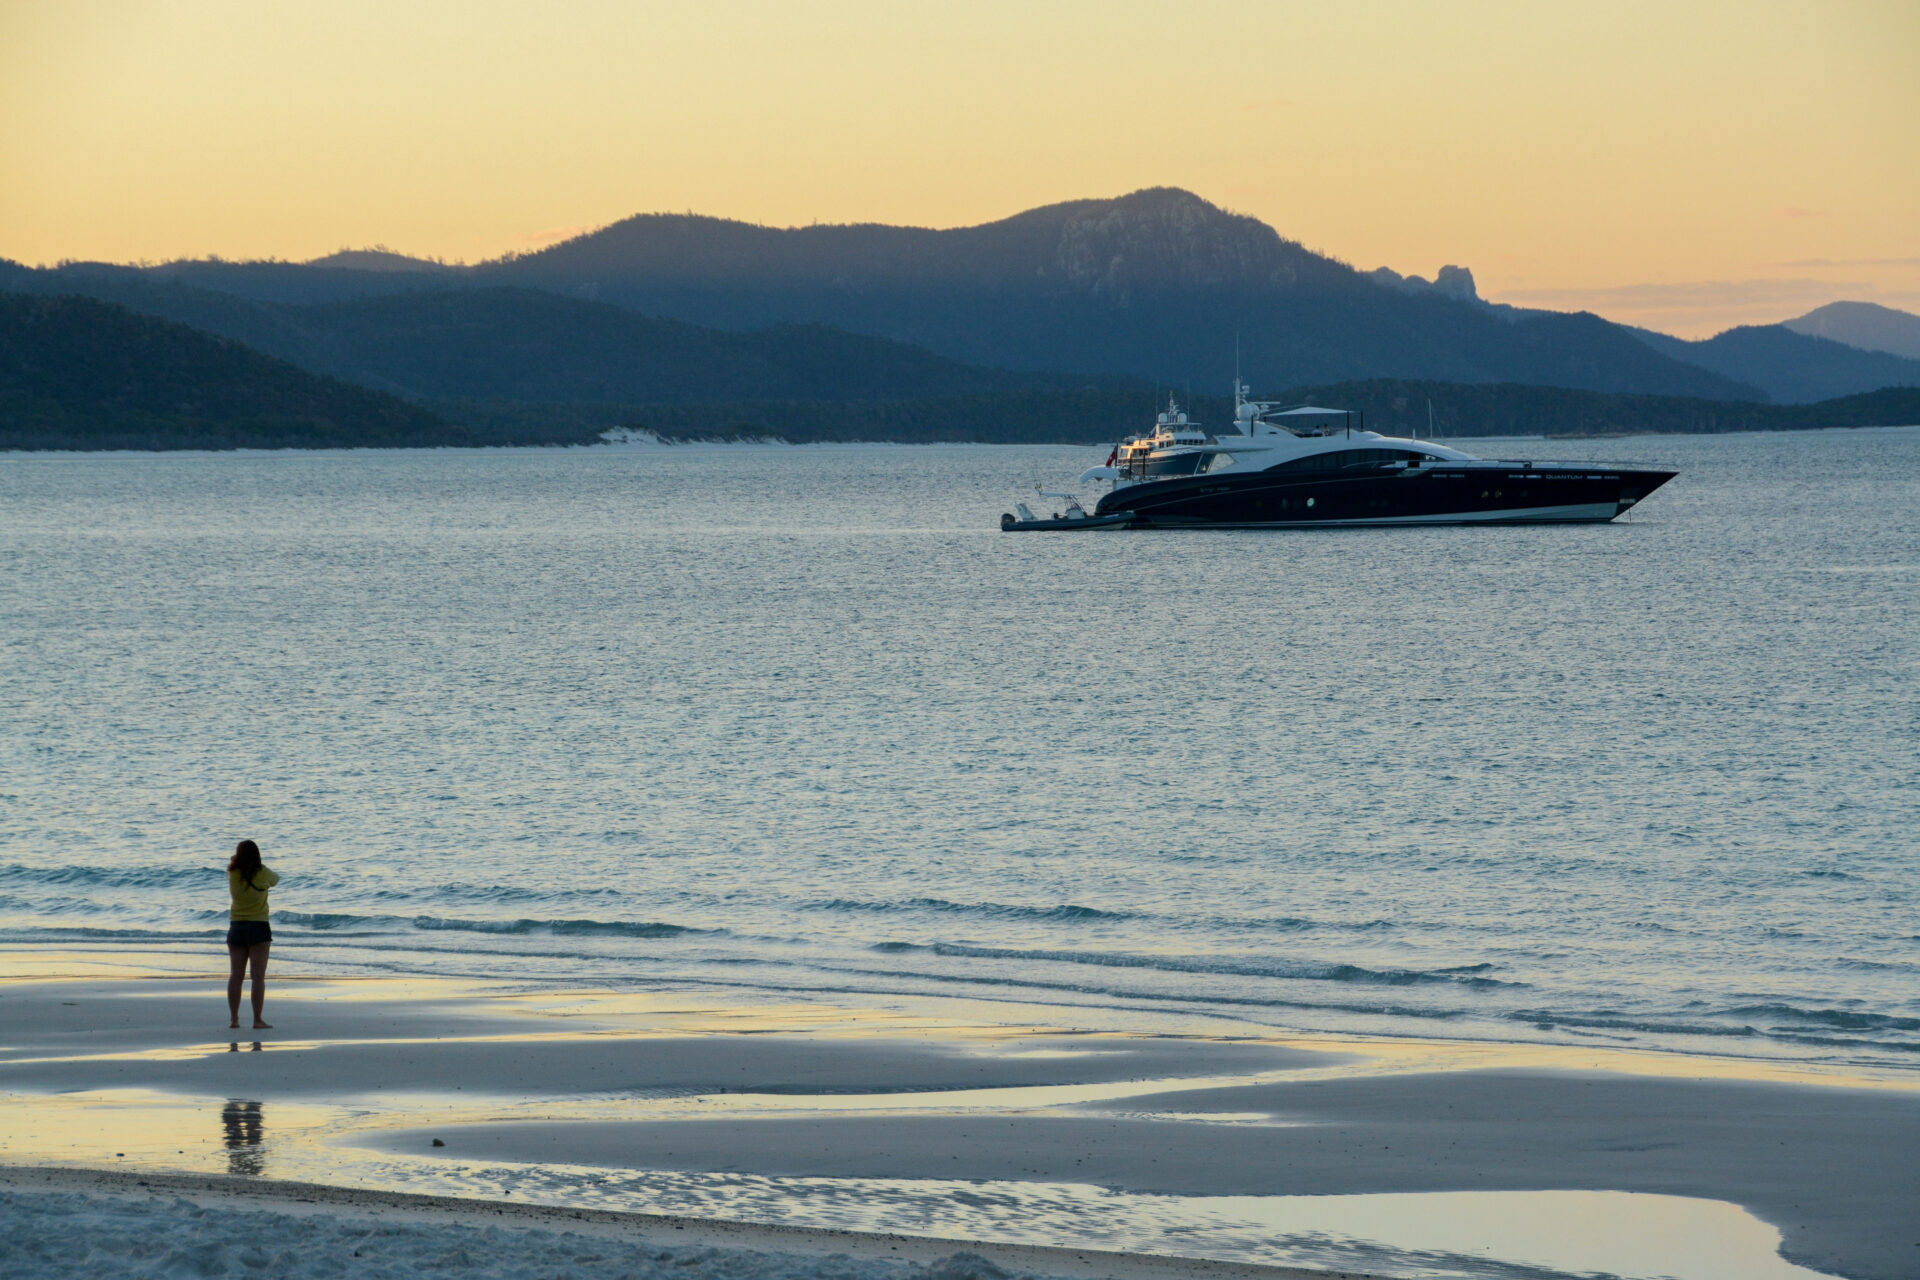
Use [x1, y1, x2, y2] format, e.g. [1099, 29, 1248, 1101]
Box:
[6, 0, 1919, 1264]
[4, 436, 1917, 1277]
[4, 969, 1914, 1279]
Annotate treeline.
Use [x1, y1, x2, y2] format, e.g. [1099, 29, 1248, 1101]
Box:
[610, 382, 1920, 445]
[1283, 380, 1920, 440]
[577, 388, 1222, 445]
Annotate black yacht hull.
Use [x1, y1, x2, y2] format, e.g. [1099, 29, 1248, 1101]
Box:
[1093, 465, 1676, 527]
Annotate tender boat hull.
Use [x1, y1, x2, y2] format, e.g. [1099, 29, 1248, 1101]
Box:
[1001, 510, 1136, 531]
[1093, 465, 1676, 527]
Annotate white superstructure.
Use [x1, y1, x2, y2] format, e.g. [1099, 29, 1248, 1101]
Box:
[1082, 382, 1480, 487]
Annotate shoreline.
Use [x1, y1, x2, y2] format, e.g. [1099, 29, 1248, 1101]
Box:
[2, 970, 1913, 1278]
[0, 439, 1057, 460]
[3, 423, 1917, 460]
[1, 940, 1910, 1086]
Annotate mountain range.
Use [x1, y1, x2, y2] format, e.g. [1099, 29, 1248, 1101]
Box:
[4, 188, 1918, 445]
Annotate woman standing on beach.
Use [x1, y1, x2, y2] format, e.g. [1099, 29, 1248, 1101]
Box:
[226, 839, 279, 1029]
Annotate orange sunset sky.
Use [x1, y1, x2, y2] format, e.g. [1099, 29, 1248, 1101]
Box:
[2, 0, 1915, 337]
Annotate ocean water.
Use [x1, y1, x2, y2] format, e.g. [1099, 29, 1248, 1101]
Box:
[2, 429, 1917, 1069]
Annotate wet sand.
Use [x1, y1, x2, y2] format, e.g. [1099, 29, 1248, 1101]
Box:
[371, 1072, 1916, 1278]
[0, 1166, 1361, 1280]
[2, 973, 1914, 1278]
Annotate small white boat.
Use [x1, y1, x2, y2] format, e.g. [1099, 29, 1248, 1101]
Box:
[1000, 492, 1135, 531]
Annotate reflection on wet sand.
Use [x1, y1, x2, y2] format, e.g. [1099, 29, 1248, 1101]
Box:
[220, 1101, 264, 1176]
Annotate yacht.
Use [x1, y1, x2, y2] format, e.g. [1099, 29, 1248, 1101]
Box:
[1001, 383, 1676, 529]
[1110, 397, 1214, 478]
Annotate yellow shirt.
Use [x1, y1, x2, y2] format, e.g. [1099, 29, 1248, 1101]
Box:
[228, 866, 281, 921]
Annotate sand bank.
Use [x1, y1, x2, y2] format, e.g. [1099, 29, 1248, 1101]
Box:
[372, 1071, 1914, 1278]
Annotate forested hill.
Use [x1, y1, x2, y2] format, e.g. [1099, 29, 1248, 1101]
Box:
[1784, 301, 1920, 360]
[0, 269, 1132, 407]
[1630, 325, 1920, 405]
[0, 293, 470, 450]
[5, 286, 1913, 452]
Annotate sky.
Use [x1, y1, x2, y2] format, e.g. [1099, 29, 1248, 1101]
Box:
[2, 0, 1915, 337]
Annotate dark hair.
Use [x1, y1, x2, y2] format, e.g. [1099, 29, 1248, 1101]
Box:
[228, 839, 263, 891]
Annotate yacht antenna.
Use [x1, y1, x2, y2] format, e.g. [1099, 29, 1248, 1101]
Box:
[1232, 336, 1245, 435]
[1428, 396, 1436, 440]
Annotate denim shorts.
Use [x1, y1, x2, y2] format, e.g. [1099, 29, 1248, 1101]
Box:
[226, 920, 273, 947]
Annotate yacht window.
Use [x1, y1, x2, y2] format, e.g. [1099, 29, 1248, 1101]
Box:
[1272, 449, 1420, 473]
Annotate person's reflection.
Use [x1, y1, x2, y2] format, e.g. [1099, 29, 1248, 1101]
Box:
[220, 1100, 265, 1176]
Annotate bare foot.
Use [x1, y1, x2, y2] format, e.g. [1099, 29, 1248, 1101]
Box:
[252, 1021, 272, 1029]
